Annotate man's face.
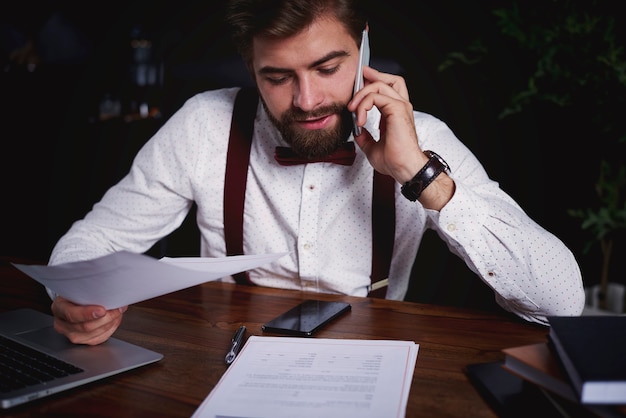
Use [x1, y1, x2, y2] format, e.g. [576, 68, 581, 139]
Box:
[251, 16, 360, 159]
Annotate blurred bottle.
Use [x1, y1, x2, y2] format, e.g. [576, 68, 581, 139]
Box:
[126, 23, 162, 120]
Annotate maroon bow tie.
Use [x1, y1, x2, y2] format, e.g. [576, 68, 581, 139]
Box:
[274, 142, 356, 166]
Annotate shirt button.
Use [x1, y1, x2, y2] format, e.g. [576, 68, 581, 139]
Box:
[447, 223, 457, 232]
[308, 184, 315, 190]
[303, 242, 312, 250]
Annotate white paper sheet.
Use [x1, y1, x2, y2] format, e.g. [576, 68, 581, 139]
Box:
[192, 336, 419, 418]
[12, 251, 289, 309]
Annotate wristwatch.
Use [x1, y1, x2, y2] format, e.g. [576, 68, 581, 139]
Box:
[401, 150, 450, 202]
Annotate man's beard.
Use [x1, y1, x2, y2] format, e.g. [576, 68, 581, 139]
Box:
[262, 100, 354, 159]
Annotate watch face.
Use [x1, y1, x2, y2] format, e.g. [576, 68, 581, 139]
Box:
[425, 151, 450, 172]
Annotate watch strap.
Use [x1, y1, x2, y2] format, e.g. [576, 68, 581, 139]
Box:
[400, 150, 449, 202]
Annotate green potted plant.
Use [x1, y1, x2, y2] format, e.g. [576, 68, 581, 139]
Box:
[438, 0, 626, 311]
[567, 161, 626, 311]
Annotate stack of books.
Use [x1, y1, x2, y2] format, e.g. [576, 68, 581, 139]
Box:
[507, 316, 625, 404]
[467, 315, 626, 417]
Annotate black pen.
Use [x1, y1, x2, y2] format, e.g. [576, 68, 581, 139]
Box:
[225, 325, 246, 365]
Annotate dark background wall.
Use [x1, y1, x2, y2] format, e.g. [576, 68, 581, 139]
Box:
[1, 1, 623, 310]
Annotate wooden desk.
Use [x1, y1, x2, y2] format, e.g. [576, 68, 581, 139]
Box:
[0, 257, 548, 417]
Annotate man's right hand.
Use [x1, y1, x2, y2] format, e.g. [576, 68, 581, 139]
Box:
[50, 296, 127, 345]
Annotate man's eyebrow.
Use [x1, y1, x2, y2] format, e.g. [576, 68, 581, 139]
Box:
[258, 50, 350, 75]
[310, 50, 350, 68]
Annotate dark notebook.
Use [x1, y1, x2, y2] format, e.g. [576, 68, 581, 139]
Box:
[465, 361, 560, 417]
[548, 316, 626, 405]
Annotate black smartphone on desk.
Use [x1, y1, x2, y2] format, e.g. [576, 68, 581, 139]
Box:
[261, 300, 351, 336]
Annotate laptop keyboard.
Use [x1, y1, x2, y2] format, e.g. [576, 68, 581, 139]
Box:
[0, 334, 84, 393]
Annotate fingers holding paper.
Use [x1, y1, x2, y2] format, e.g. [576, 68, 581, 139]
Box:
[51, 296, 127, 345]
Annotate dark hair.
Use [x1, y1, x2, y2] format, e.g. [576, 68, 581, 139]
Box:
[225, 0, 368, 65]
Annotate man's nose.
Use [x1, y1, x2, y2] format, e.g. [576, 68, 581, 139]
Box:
[292, 76, 323, 111]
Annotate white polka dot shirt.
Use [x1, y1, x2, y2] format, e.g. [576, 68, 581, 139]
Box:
[50, 87, 586, 325]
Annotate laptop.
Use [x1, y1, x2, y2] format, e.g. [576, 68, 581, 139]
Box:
[0, 308, 163, 409]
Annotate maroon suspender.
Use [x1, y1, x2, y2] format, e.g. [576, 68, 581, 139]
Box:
[224, 87, 257, 285]
[369, 172, 396, 298]
[224, 87, 395, 297]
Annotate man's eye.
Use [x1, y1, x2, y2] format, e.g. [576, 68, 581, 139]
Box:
[266, 76, 289, 85]
[319, 66, 340, 75]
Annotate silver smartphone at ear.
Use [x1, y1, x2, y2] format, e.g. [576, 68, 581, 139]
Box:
[352, 29, 370, 136]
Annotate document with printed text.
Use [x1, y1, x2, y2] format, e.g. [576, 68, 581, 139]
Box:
[192, 336, 419, 418]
